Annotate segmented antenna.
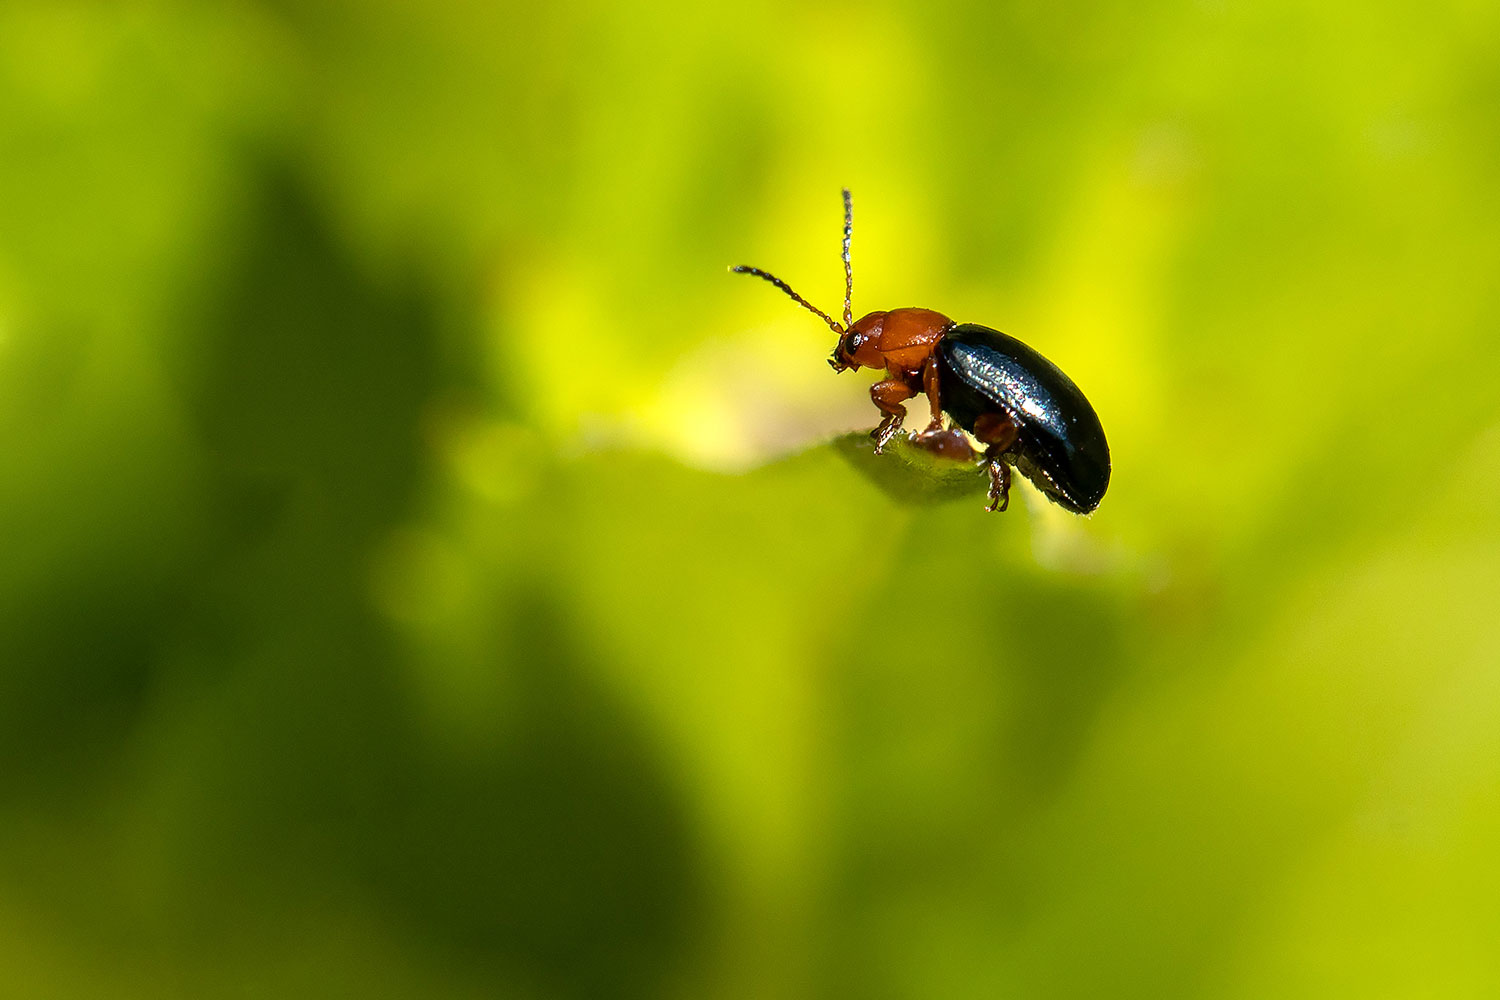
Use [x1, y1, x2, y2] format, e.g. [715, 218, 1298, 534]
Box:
[730, 265, 844, 335]
[841, 188, 853, 329]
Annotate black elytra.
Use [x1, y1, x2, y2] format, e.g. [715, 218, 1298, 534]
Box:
[938, 324, 1110, 514]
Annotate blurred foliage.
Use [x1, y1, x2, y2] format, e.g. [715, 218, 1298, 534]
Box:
[1, 0, 1499, 996]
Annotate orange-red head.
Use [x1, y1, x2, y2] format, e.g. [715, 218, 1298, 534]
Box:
[828, 311, 888, 372]
[829, 308, 953, 374]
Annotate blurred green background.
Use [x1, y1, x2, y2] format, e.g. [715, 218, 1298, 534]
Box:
[2, 0, 1499, 996]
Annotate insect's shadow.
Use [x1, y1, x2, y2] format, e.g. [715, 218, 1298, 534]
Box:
[831, 431, 989, 507]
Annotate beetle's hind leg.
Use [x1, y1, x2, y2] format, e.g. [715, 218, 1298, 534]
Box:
[985, 454, 1011, 513]
[973, 412, 1021, 513]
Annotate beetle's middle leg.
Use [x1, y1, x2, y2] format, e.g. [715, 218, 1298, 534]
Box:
[920, 355, 944, 433]
[911, 357, 977, 459]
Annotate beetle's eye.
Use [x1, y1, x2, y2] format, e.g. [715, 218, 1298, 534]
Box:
[842, 332, 861, 356]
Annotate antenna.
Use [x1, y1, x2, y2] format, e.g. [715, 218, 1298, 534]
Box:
[730, 266, 844, 335]
[841, 188, 853, 329]
[731, 189, 856, 336]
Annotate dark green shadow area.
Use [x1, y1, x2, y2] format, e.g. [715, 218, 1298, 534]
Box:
[0, 162, 705, 998]
[832, 431, 990, 507]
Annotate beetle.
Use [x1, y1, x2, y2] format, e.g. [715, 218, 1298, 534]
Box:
[732, 189, 1109, 514]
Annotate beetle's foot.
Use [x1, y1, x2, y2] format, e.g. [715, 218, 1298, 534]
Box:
[985, 458, 1011, 513]
[871, 415, 904, 454]
[912, 427, 976, 462]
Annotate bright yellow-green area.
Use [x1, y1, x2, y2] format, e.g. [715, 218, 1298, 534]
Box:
[2, 0, 1499, 996]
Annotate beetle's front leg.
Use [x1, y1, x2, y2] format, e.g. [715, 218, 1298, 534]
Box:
[869, 378, 917, 454]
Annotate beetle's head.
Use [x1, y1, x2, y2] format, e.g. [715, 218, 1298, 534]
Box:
[828, 311, 887, 372]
